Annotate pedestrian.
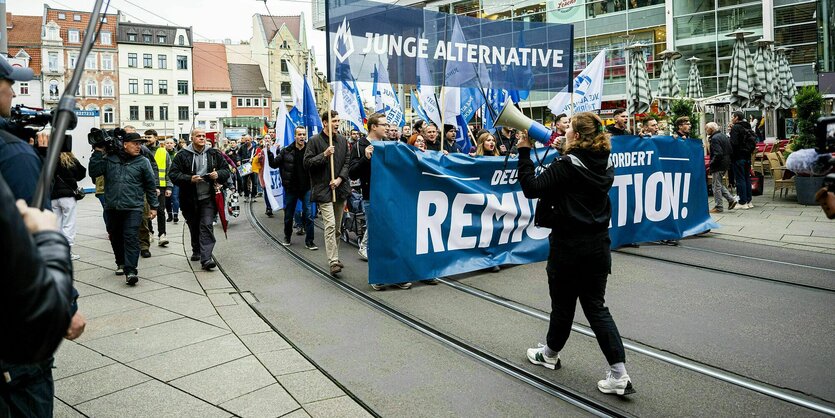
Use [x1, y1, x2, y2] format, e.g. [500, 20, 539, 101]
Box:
[729, 110, 755, 209]
[270, 126, 317, 250]
[474, 130, 500, 156]
[304, 110, 351, 276]
[606, 108, 631, 136]
[169, 129, 231, 270]
[50, 151, 86, 260]
[237, 134, 259, 202]
[705, 122, 738, 213]
[164, 138, 180, 223]
[88, 132, 159, 285]
[517, 111, 635, 396]
[144, 130, 171, 247]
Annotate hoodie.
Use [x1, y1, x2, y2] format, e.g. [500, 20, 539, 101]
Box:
[184, 144, 211, 200]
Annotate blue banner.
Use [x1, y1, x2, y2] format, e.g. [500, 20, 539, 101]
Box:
[368, 137, 717, 284]
[328, 0, 573, 92]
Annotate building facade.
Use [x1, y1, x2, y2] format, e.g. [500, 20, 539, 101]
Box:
[117, 21, 193, 140]
[193, 42, 232, 136]
[42, 7, 120, 128]
[7, 13, 44, 109]
[223, 63, 271, 139]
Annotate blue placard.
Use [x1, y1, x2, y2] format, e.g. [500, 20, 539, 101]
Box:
[327, 0, 574, 92]
[74, 110, 100, 117]
[368, 138, 717, 284]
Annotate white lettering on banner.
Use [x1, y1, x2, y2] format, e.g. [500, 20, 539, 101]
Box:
[611, 172, 692, 227]
[490, 169, 519, 185]
[361, 32, 564, 68]
[416, 190, 550, 255]
[609, 151, 654, 168]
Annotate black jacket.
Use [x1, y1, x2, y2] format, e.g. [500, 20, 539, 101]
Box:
[497, 130, 517, 156]
[237, 143, 258, 166]
[0, 173, 74, 364]
[269, 144, 310, 193]
[169, 145, 231, 209]
[709, 131, 733, 173]
[50, 156, 87, 200]
[89, 150, 158, 211]
[607, 125, 631, 136]
[303, 132, 351, 203]
[348, 137, 373, 200]
[730, 120, 753, 161]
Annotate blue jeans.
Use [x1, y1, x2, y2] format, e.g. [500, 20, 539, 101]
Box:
[167, 185, 180, 215]
[732, 159, 752, 204]
[360, 200, 370, 252]
[284, 190, 313, 244]
[0, 359, 55, 417]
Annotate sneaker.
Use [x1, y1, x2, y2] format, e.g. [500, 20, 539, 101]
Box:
[212, 221, 217, 226]
[191, 253, 200, 261]
[396, 282, 412, 289]
[747, 202, 754, 209]
[202, 260, 216, 271]
[358, 248, 368, 261]
[257, 192, 263, 197]
[173, 215, 179, 223]
[330, 263, 342, 275]
[158, 234, 169, 247]
[266, 209, 273, 217]
[728, 200, 737, 210]
[166, 215, 173, 222]
[709, 207, 723, 213]
[659, 239, 680, 246]
[597, 371, 635, 396]
[334, 260, 344, 268]
[141, 249, 152, 258]
[295, 226, 304, 236]
[526, 344, 561, 370]
[738, 203, 750, 210]
[491, 266, 501, 272]
[280, 237, 291, 247]
[115, 265, 124, 275]
[422, 278, 440, 285]
[244, 196, 250, 203]
[125, 273, 139, 286]
[370, 283, 385, 291]
[251, 197, 258, 202]
[70, 253, 81, 261]
[305, 242, 318, 251]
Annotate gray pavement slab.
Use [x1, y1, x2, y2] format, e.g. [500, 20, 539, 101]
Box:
[75, 305, 181, 343]
[303, 396, 373, 418]
[53, 341, 116, 380]
[76, 292, 146, 320]
[277, 370, 345, 404]
[75, 380, 231, 417]
[53, 399, 84, 418]
[169, 355, 278, 404]
[219, 383, 300, 418]
[131, 286, 218, 319]
[257, 348, 317, 377]
[239, 331, 293, 354]
[127, 334, 251, 382]
[55, 363, 151, 406]
[281, 409, 312, 418]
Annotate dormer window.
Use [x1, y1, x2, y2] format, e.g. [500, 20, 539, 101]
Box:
[73, 14, 81, 21]
[143, 34, 152, 43]
[158, 33, 167, 43]
[57, 13, 66, 20]
[127, 32, 137, 42]
[178, 35, 185, 46]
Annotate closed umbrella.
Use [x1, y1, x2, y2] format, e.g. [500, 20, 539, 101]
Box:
[753, 39, 778, 109]
[775, 47, 797, 110]
[213, 183, 229, 238]
[686, 56, 704, 99]
[626, 43, 652, 115]
[725, 29, 757, 109]
[657, 49, 682, 112]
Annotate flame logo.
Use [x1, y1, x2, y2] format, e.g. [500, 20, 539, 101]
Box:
[333, 18, 354, 63]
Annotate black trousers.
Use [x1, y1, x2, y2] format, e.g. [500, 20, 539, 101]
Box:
[182, 198, 217, 264]
[156, 189, 167, 236]
[106, 209, 142, 274]
[241, 174, 258, 197]
[545, 232, 625, 365]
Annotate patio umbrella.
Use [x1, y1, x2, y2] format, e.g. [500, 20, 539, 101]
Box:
[775, 47, 798, 110]
[657, 49, 682, 112]
[752, 39, 778, 109]
[725, 29, 757, 109]
[626, 43, 652, 115]
[686, 57, 704, 99]
[213, 183, 229, 238]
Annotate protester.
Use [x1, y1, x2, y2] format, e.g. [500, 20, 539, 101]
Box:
[606, 109, 631, 136]
[547, 113, 569, 150]
[145, 130, 171, 247]
[440, 124, 463, 153]
[270, 127, 317, 250]
[641, 118, 659, 137]
[517, 111, 634, 396]
[50, 151, 86, 260]
[729, 111, 754, 209]
[496, 125, 517, 156]
[423, 123, 441, 151]
[474, 131, 500, 156]
[706, 122, 738, 213]
[387, 125, 401, 141]
[177, 138, 187, 151]
[169, 129, 230, 271]
[237, 134, 259, 202]
[89, 132, 159, 285]
[304, 110, 351, 276]
[401, 125, 412, 143]
[407, 133, 427, 151]
[674, 116, 691, 139]
[164, 138, 180, 223]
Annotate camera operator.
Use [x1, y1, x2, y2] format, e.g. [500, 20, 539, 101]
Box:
[124, 125, 160, 258]
[89, 132, 159, 285]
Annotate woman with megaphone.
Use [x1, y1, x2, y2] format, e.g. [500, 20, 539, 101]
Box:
[516, 111, 635, 396]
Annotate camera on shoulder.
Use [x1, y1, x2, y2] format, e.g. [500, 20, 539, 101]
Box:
[88, 127, 125, 154]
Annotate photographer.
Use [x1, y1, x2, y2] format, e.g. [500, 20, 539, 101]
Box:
[89, 132, 159, 285]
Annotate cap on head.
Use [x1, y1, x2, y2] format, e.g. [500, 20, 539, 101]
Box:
[0, 56, 34, 82]
[123, 132, 144, 142]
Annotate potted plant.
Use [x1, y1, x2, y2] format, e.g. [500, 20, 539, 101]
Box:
[786, 86, 825, 205]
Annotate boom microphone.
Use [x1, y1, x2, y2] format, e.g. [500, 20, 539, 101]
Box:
[495, 98, 551, 144]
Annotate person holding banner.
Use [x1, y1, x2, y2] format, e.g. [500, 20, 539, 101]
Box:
[640, 117, 660, 137]
[517, 112, 635, 396]
[546, 113, 569, 150]
[423, 124, 441, 152]
[304, 110, 351, 276]
[270, 127, 317, 250]
[442, 125, 463, 154]
[606, 109, 631, 136]
[473, 130, 500, 157]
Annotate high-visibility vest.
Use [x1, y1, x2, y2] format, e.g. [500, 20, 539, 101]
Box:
[154, 147, 168, 187]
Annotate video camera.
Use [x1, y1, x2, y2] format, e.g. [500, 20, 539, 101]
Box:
[88, 127, 125, 154]
[8, 105, 76, 153]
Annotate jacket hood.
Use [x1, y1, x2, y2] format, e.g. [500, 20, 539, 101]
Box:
[567, 148, 615, 191]
[184, 143, 209, 155]
[735, 120, 752, 130]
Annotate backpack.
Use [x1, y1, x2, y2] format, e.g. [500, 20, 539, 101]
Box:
[741, 127, 758, 155]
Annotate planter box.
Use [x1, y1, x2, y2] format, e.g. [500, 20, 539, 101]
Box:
[795, 176, 825, 205]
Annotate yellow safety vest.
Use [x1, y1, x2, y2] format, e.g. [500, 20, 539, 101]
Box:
[154, 147, 167, 187]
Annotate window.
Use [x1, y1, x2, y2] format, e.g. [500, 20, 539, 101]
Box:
[85, 54, 96, 70]
[176, 55, 188, 70]
[48, 80, 59, 99]
[197, 101, 205, 109]
[102, 80, 114, 97]
[245, 98, 252, 107]
[128, 53, 137, 67]
[253, 98, 260, 107]
[280, 59, 288, 73]
[103, 107, 114, 124]
[281, 82, 291, 96]
[144, 106, 154, 120]
[143, 54, 152, 68]
[100, 32, 111, 45]
[237, 98, 243, 106]
[177, 80, 188, 95]
[128, 79, 138, 94]
[68, 53, 78, 68]
[220, 101, 228, 109]
[178, 106, 189, 121]
[19, 83, 29, 95]
[48, 52, 59, 71]
[127, 33, 136, 42]
[58, 12, 66, 19]
[209, 101, 217, 109]
[158, 54, 167, 69]
[159, 106, 168, 120]
[129, 106, 139, 120]
[178, 35, 185, 46]
[143, 34, 152, 43]
[48, 26, 58, 40]
[85, 80, 97, 96]
[73, 14, 81, 21]
[101, 54, 113, 70]
[144, 79, 153, 94]
[158, 34, 167, 43]
[158, 80, 168, 95]
[68, 30, 80, 43]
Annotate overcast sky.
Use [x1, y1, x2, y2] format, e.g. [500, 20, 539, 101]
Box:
[7, 0, 327, 67]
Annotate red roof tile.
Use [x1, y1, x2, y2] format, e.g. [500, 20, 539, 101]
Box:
[193, 42, 232, 92]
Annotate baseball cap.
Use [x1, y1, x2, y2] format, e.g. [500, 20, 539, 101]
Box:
[0, 56, 34, 82]
[123, 132, 144, 142]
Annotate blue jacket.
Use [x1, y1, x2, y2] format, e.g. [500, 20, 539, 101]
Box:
[89, 150, 158, 211]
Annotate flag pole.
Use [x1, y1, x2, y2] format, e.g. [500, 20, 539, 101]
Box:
[324, 0, 336, 202]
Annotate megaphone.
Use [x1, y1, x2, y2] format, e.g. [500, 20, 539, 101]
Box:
[495, 99, 552, 144]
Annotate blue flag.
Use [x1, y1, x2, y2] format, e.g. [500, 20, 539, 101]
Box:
[303, 77, 323, 138]
[459, 87, 484, 123]
[288, 106, 303, 127]
[411, 90, 430, 124]
[454, 114, 472, 154]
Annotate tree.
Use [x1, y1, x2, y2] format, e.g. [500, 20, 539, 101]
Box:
[789, 86, 824, 151]
[669, 98, 699, 138]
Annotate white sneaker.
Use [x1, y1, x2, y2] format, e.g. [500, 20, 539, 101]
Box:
[396, 282, 412, 289]
[358, 247, 368, 261]
[526, 344, 561, 370]
[747, 202, 754, 209]
[370, 284, 384, 291]
[70, 253, 81, 261]
[158, 234, 169, 247]
[597, 371, 635, 395]
[738, 203, 750, 210]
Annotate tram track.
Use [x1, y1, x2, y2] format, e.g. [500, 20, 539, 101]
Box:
[246, 202, 632, 418]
